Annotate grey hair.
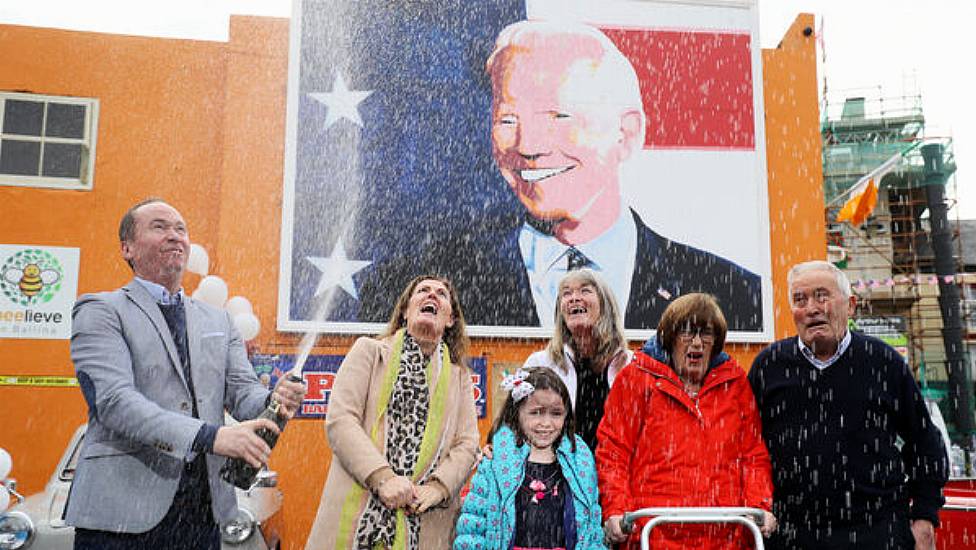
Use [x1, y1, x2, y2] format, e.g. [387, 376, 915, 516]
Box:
[486, 19, 646, 148]
[787, 260, 852, 299]
[547, 268, 627, 369]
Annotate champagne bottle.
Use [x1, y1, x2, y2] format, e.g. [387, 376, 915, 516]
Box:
[220, 373, 303, 489]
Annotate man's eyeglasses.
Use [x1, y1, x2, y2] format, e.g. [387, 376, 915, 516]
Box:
[677, 326, 715, 343]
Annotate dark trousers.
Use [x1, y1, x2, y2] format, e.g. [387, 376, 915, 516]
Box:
[74, 456, 220, 550]
[74, 511, 219, 550]
[766, 513, 916, 550]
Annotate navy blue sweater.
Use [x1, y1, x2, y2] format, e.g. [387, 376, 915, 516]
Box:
[749, 332, 948, 529]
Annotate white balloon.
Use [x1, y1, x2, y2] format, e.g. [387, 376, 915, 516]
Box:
[195, 276, 228, 308]
[0, 485, 8, 512]
[233, 312, 261, 341]
[186, 243, 210, 276]
[0, 448, 10, 479]
[224, 296, 253, 318]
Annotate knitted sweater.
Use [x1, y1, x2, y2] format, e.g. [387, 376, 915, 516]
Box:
[748, 331, 948, 528]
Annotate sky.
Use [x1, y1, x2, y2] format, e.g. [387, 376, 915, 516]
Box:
[761, 1, 975, 217]
[2, 0, 973, 216]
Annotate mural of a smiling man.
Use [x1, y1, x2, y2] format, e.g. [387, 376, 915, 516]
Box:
[482, 19, 762, 331]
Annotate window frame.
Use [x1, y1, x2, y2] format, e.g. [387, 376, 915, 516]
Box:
[0, 91, 99, 190]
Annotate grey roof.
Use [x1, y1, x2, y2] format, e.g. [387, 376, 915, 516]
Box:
[960, 220, 976, 267]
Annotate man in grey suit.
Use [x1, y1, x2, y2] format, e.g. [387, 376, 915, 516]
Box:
[66, 198, 306, 550]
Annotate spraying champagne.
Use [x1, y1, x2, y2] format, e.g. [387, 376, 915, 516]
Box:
[220, 370, 304, 489]
[221, 284, 328, 489]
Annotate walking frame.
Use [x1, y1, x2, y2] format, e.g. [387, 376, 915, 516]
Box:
[620, 507, 767, 550]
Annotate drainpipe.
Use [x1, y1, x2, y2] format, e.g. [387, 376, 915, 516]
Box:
[922, 143, 975, 448]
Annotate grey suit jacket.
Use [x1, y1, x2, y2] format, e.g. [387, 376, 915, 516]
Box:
[65, 280, 270, 533]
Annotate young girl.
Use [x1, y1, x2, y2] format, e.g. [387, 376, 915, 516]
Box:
[454, 368, 605, 550]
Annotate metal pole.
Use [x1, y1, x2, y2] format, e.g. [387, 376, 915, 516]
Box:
[922, 143, 975, 448]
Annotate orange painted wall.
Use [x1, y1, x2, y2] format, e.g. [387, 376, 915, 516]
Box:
[0, 13, 823, 549]
[0, 22, 229, 496]
[762, 14, 828, 337]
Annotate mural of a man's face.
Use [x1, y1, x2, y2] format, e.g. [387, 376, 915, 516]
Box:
[490, 37, 640, 243]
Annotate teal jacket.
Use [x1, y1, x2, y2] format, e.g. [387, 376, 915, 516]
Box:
[453, 426, 606, 550]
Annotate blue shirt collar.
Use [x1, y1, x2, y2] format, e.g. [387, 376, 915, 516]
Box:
[517, 204, 637, 326]
[797, 330, 852, 370]
[134, 277, 184, 306]
[573, 205, 637, 277]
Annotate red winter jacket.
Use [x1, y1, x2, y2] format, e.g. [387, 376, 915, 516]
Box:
[595, 347, 772, 550]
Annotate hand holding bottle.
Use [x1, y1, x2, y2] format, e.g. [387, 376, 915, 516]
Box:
[214, 418, 279, 468]
[271, 374, 307, 418]
[219, 372, 304, 488]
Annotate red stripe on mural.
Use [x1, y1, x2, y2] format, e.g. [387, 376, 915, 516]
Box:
[601, 28, 755, 150]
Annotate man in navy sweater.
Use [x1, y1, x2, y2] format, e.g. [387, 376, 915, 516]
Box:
[749, 260, 947, 550]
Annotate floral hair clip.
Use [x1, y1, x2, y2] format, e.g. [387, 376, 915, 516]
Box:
[500, 369, 535, 402]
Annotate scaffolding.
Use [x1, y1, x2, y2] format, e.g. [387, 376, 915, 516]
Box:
[822, 89, 969, 435]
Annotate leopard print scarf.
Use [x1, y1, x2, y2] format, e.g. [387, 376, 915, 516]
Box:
[355, 333, 439, 549]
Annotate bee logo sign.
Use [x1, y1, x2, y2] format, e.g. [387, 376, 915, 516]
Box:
[0, 245, 79, 339]
[3, 252, 63, 304]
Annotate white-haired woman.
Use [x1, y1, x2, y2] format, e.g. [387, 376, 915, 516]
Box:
[524, 268, 631, 451]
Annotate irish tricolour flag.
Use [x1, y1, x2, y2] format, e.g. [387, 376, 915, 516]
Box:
[836, 152, 902, 227]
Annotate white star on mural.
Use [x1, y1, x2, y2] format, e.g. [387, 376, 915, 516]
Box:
[308, 71, 374, 129]
[306, 240, 372, 300]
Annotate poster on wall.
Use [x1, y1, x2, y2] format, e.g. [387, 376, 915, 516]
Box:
[278, 0, 773, 341]
[0, 244, 79, 340]
[855, 316, 909, 360]
[254, 354, 489, 419]
[251, 353, 343, 419]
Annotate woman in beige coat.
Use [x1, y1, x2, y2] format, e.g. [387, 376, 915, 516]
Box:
[305, 275, 480, 550]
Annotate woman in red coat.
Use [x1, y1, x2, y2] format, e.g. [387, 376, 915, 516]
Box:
[597, 293, 776, 549]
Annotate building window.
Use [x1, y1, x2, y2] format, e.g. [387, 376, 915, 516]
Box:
[0, 92, 99, 190]
[965, 299, 976, 333]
